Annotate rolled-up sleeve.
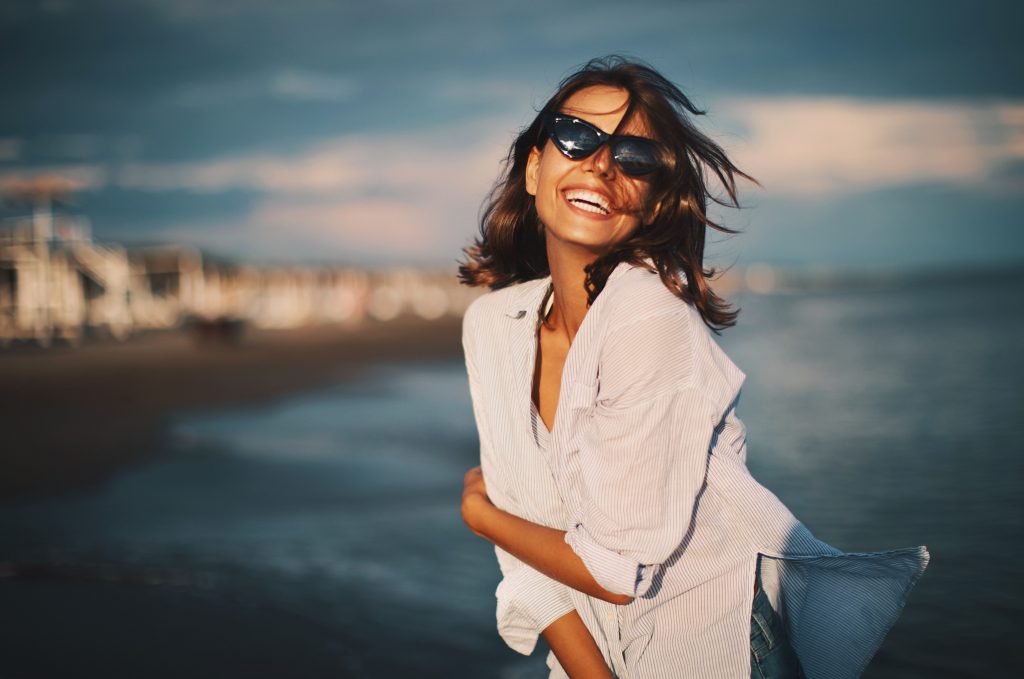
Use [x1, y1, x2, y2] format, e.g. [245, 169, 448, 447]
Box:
[462, 306, 575, 654]
[563, 308, 745, 598]
[492, 547, 575, 654]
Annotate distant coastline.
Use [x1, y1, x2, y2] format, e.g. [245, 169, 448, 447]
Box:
[4, 251, 1022, 501]
[0, 315, 463, 501]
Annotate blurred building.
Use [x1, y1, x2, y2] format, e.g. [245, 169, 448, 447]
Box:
[0, 209, 475, 348]
[0, 210, 134, 346]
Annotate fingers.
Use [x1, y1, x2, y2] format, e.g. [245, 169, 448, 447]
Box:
[464, 465, 482, 484]
[462, 466, 489, 506]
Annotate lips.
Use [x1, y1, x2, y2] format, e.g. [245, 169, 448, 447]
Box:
[563, 188, 612, 216]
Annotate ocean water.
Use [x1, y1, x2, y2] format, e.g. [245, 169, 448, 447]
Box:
[1, 272, 1021, 677]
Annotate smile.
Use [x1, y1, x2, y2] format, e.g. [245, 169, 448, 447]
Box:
[563, 189, 612, 216]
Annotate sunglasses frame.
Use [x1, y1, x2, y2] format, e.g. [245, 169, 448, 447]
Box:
[539, 112, 663, 177]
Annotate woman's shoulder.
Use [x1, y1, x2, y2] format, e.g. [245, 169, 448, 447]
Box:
[598, 262, 701, 336]
[594, 262, 745, 412]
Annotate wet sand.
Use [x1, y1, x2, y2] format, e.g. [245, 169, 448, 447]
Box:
[0, 317, 464, 501]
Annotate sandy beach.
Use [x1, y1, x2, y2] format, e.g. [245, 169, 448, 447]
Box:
[0, 314, 516, 679]
[2, 275, 1021, 675]
[0, 317, 464, 501]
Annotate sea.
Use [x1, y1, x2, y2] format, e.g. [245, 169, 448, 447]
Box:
[1, 270, 1021, 678]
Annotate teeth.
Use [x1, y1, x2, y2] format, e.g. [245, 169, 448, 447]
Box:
[565, 189, 611, 215]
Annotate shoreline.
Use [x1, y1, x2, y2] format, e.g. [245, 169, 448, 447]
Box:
[0, 317, 464, 502]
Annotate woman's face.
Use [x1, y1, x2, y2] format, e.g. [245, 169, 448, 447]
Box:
[526, 85, 654, 259]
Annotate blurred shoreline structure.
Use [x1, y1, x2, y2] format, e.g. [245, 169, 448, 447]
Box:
[2, 176, 1020, 350]
[0, 207, 479, 349]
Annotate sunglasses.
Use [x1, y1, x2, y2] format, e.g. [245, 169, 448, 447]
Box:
[540, 112, 663, 177]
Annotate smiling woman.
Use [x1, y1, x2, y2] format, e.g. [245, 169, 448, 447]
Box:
[457, 56, 928, 679]
[524, 87, 652, 259]
[459, 56, 755, 333]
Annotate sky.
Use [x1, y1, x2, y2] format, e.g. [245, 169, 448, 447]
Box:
[0, 0, 1021, 269]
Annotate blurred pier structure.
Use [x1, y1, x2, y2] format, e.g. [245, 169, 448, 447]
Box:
[0, 181, 478, 348]
[8, 177, 1008, 351]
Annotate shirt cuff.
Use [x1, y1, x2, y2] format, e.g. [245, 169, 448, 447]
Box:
[564, 522, 661, 598]
[494, 567, 575, 655]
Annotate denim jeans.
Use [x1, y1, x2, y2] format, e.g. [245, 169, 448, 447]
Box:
[750, 561, 806, 679]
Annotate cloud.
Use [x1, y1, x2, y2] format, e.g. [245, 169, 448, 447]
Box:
[110, 97, 1024, 204]
[0, 165, 107, 194]
[15, 95, 1023, 264]
[111, 117, 516, 261]
[999, 103, 1024, 157]
[118, 148, 362, 193]
[717, 96, 1024, 196]
[233, 197, 443, 260]
[139, 195, 467, 264]
[116, 117, 510, 196]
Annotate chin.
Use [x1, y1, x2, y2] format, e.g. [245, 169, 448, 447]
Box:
[540, 209, 637, 256]
[550, 234, 619, 257]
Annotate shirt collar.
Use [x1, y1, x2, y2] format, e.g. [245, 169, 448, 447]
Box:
[502, 257, 652, 320]
[502, 276, 551, 320]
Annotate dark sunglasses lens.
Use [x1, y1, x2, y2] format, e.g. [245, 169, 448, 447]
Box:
[551, 119, 601, 158]
[612, 139, 660, 176]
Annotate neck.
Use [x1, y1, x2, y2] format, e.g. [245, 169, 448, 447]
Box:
[544, 233, 598, 344]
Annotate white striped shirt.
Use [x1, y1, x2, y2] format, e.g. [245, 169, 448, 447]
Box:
[462, 260, 929, 679]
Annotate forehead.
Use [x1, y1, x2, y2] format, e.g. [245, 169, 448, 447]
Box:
[560, 85, 649, 136]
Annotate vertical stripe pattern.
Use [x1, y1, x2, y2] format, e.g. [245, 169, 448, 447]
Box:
[462, 260, 929, 678]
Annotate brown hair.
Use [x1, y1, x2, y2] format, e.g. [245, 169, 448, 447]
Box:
[458, 55, 758, 332]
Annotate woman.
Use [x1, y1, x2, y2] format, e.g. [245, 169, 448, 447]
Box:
[458, 56, 928, 678]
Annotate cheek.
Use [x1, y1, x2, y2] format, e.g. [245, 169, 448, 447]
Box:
[534, 189, 560, 228]
[623, 181, 652, 216]
[532, 160, 567, 221]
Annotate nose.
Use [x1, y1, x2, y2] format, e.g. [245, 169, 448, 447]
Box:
[580, 143, 616, 179]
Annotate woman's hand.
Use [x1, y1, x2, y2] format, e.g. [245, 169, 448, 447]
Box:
[461, 466, 493, 537]
[459, 465, 632, 605]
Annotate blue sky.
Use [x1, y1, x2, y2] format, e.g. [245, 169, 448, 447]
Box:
[1, 0, 1021, 268]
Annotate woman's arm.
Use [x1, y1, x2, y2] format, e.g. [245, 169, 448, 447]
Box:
[462, 467, 633, 606]
[462, 307, 614, 676]
[463, 309, 743, 603]
[543, 610, 615, 679]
